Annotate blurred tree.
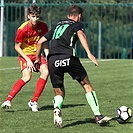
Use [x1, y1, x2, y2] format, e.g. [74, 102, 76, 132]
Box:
[3, 0, 133, 57]
[3, 0, 133, 3]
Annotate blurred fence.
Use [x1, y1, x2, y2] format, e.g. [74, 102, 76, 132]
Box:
[3, 3, 133, 58]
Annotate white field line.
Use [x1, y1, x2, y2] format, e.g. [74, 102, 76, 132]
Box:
[0, 67, 20, 71]
[81, 59, 117, 64]
[0, 59, 117, 71]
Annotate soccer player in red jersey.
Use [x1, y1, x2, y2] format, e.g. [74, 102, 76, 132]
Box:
[1, 3, 49, 112]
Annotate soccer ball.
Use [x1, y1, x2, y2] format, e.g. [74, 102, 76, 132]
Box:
[116, 106, 132, 124]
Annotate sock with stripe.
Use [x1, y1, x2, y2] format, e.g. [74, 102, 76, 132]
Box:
[5, 79, 26, 101]
[85, 91, 101, 115]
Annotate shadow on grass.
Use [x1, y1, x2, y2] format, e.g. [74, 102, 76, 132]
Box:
[63, 117, 133, 128]
[1, 108, 31, 112]
[117, 121, 133, 124]
[1, 103, 86, 112]
[62, 118, 112, 128]
[39, 103, 86, 111]
[62, 118, 133, 128]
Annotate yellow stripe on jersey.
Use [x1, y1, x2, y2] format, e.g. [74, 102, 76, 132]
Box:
[18, 21, 29, 29]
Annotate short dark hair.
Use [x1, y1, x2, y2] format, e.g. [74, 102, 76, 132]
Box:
[28, 3, 41, 15]
[68, 5, 83, 16]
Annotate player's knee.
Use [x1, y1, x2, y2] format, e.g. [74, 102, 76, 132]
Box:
[40, 69, 49, 79]
[21, 75, 31, 82]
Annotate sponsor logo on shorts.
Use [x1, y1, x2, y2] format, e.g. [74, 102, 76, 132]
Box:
[54, 58, 70, 67]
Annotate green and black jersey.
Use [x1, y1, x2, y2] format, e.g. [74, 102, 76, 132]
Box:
[44, 19, 84, 58]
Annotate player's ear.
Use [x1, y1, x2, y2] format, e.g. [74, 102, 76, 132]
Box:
[28, 15, 30, 19]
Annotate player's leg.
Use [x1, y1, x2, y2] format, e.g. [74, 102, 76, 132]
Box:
[80, 76, 111, 124]
[53, 87, 64, 128]
[28, 56, 48, 112]
[31, 63, 48, 102]
[68, 57, 111, 124]
[80, 76, 101, 115]
[1, 68, 32, 109]
[53, 87, 65, 109]
[48, 56, 65, 128]
[28, 64, 48, 112]
[52, 84, 64, 128]
[1, 56, 32, 109]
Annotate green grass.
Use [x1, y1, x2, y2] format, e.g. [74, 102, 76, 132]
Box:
[0, 57, 133, 133]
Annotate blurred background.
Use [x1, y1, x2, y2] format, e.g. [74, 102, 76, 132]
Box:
[0, 0, 133, 59]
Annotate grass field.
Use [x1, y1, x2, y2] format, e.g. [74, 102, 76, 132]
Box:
[0, 57, 133, 133]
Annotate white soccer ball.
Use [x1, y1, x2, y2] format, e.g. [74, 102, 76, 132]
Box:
[116, 106, 132, 124]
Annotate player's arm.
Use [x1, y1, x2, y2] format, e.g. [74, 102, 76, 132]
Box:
[15, 42, 29, 60]
[77, 30, 98, 66]
[36, 28, 54, 63]
[43, 24, 49, 59]
[15, 42, 36, 71]
[43, 42, 49, 59]
[35, 36, 48, 64]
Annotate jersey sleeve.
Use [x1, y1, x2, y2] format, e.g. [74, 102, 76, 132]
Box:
[15, 29, 24, 43]
[44, 28, 55, 41]
[74, 22, 84, 32]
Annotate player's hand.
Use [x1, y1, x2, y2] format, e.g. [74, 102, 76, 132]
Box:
[34, 59, 41, 71]
[87, 53, 99, 66]
[26, 59, 36, 72]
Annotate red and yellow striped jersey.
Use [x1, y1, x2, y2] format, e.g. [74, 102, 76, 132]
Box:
[15, 21, 48, 55]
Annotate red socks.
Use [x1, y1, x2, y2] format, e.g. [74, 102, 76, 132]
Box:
[31, 78, 47, 102]
[6, 79, 26, 101]
[5, 78, 47, 103]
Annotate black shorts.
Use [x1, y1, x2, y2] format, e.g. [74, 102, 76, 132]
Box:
[48, 55, 87, 88]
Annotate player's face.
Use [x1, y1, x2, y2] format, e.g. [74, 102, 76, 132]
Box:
[28, 14, 40, 27]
